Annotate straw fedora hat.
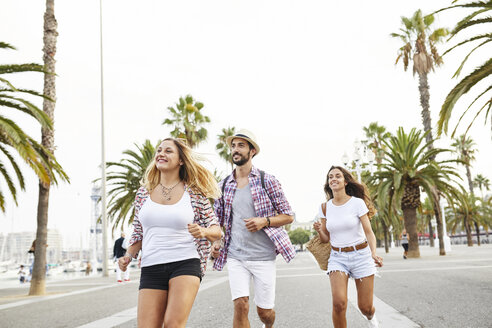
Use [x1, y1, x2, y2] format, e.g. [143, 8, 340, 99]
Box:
[226, 129, 260, 155]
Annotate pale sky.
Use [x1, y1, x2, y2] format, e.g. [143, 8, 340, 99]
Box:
[1, 1, 491, 248]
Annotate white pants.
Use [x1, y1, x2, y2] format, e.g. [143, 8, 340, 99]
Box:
[227, 258, 276, 309]
[116, 264, 130, 281]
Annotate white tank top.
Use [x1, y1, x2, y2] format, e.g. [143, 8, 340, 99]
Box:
[138, 191, 199, 267]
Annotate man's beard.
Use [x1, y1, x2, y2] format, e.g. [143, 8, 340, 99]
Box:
[232, 152, 250, 166]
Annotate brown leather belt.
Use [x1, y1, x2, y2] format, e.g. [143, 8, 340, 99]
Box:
[331, 241, 368, 252]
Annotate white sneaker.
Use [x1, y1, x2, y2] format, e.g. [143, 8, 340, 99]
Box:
[368, 313, 379, 328]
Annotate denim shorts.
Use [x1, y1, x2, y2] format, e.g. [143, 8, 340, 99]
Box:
[139, 258, 201, 290]
[327, 245, 377, 279]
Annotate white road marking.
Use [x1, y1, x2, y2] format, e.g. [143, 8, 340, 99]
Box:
[379, 265, 492, 274]
[0, 283, 123, 311]
[347, 282, 420, 328]
[76, 276, 229, 328]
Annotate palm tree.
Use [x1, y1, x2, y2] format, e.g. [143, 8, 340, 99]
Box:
[362, 123, 392, 251]
[105, 140, 156, 232]
[0, 42, 67, 212]
[474, 174, 490, 199]
[368, 127, 462, 257]
[216, 126, 236, 172]
[30, 0, 68, 296]
[421, 197, 435, 247]
[391, 10, 451, 255]
[451, 134, 477, 245]
[362, 122, 391, 167]
[435, 1, 492, 137]
[162, 95, 210, 148]
[391, 9, 449, 149]
[447, 191, 481, 245]
[474, 174, 491, 236]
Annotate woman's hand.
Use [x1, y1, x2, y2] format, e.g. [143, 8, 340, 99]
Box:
[372, 253, 383, 267]
[313, 221, 322, 233]
[188, 223, 206, 239]
[211, 242, 221, 259]
[118, 255, 131, 272]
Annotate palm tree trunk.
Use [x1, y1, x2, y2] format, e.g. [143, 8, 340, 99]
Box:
[29, 0, 57, 296]
[465, 165, 479, 245]
[381, 220, 389, 253]
[464, 215, 473, 246]
[418, 72, 447, 255]
[418, 72, 434, 151]
[402, 207, 420, 258]
[474, 222, 481, 246]
[29, 184, 50, 295]
[428, 218, 434, 247]
[430, 187, 446, 255]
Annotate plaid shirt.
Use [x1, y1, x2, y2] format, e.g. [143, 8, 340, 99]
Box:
[213, 166, 296, 271]
[129, 185, 219, 277]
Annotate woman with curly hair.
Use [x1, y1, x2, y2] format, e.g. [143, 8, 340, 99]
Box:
[118, 138, 222, 328]
[313, 166, 383, 328]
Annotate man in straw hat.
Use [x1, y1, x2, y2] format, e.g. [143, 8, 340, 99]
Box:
[211, 129, 295, 328]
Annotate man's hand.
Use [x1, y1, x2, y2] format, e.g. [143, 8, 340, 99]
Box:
[118, 256, 131, 272]
[244, 217, 268, 232]
[188, 223, 206, 239]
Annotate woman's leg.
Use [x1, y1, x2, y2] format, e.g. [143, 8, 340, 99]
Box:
[355, 274, 375, 319]
[137, 289, 168, 328]
[163, 275, 200, 328]
[329, 271, 349, 328]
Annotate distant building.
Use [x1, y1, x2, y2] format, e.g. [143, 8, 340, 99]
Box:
[289, 220, 314, 232]
[0, 230, 63, 264]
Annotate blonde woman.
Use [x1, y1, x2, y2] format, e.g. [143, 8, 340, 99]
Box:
[119, 138, 221, 328]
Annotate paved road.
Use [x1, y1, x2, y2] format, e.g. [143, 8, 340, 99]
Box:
[1, 244, 491, 327]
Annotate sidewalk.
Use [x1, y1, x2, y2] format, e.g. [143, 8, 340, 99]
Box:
[0, 268, 139, 304]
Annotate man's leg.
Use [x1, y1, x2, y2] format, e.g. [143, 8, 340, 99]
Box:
[124, 267, 130, 281]
[228, 259, 252, 328]
[251, 260, 276, 328]
[115, 264, 122, 282]
[233, 296, 251, 328]
[257, 307, 275, 328]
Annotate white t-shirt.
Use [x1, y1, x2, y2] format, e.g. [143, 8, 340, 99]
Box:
[318, 196, 369, 248]
[138, 190, 199, 267]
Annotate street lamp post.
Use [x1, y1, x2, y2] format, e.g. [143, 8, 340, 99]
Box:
[342, 139, 375, 181]
[99, 0, 108, 277]
[434, 199, 452, 252]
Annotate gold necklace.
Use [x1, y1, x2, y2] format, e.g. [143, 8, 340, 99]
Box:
[159, 181, 181, 201]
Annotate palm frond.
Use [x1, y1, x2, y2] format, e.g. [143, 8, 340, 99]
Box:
[438, 58, 492, 135]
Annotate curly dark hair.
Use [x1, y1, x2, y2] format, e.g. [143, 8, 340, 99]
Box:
[324, 166, 376, 218]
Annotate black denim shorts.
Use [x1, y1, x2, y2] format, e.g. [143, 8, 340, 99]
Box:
[139, 258, 201, 290]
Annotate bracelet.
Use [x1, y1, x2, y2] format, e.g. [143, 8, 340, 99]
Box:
[266, 217, 271, 227]
[124, 251, 135, 260]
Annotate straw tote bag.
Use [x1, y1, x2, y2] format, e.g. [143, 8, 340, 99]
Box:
[306, 202, 331, 271]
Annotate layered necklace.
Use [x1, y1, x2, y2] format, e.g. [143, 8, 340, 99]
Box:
[159, 181, 181, 201]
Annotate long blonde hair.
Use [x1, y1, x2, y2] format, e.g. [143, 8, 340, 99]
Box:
[142, 138, 220, 199]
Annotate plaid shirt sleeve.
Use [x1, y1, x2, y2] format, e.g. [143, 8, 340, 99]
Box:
[197, 195, 219, 228]
[213, 181, 225, 227]
[129, 187, 147, 248]
[189, 189, 221, 277]
[263, 174, 294, 216]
